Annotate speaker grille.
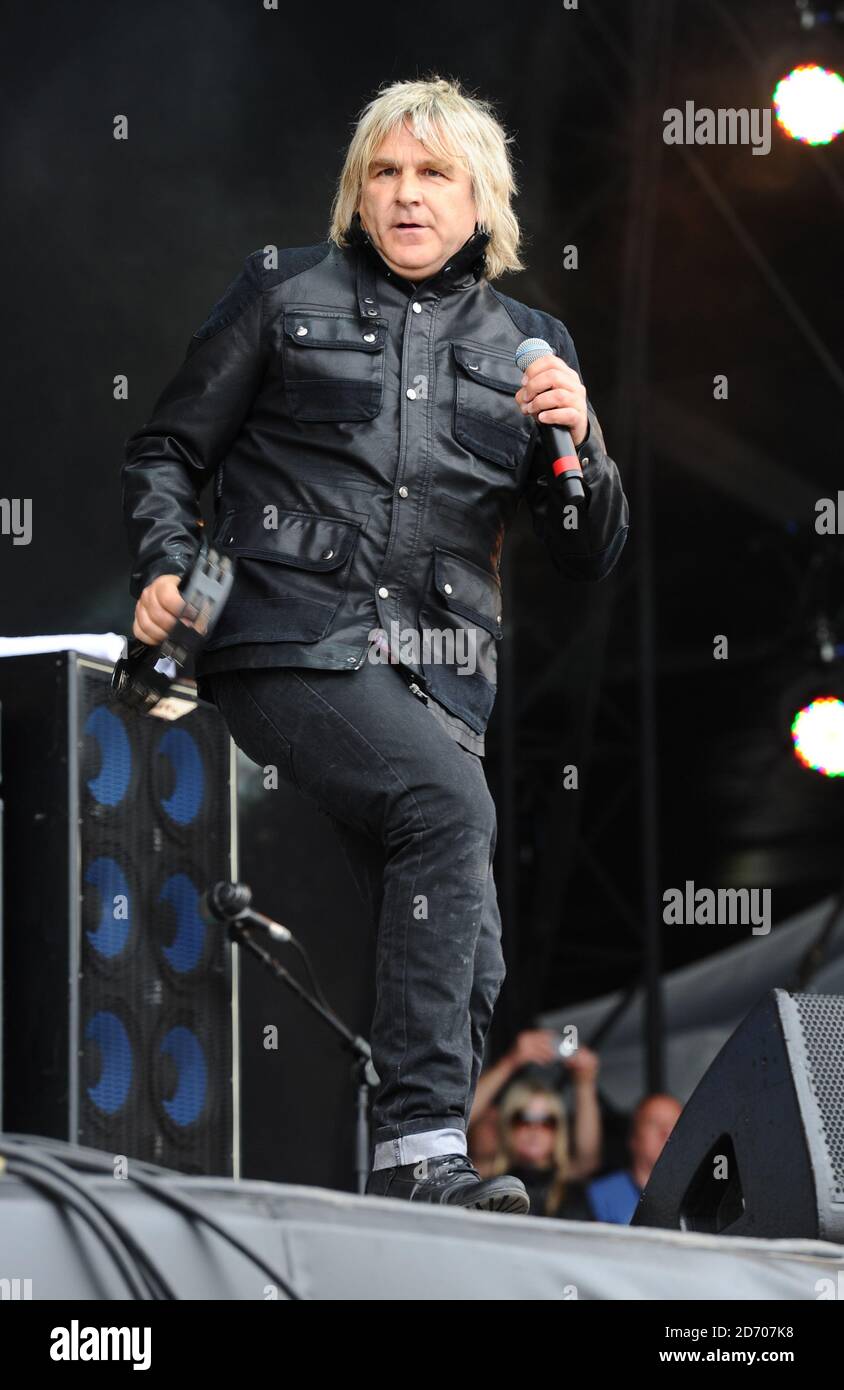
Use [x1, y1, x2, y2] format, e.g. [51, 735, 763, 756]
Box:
[793, 992, 844, 1202]
[77, 664, 234, 1174]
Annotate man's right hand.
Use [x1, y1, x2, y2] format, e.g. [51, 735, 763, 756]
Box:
[133, 574, 185, 646]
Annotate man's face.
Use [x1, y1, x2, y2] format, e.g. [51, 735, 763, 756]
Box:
[629, 1097, 682, 1170]
[356, 120, 478, 283]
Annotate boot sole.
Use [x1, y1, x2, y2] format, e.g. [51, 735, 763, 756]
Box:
[451, 1186, 530, 1215]
[368, 1180, 530, 1213]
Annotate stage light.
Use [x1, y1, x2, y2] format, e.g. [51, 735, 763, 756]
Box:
[773, 63, 844, 144]
[791, 696, 844, 776]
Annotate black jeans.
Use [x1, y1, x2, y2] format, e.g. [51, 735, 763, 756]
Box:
[206, 657, 505, 1170]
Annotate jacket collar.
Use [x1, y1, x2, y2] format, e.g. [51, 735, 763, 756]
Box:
[346, 210, 490, 294]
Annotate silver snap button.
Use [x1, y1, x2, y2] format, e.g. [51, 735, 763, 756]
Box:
[366, 308, 378, 317]
[363, 297, 374, 304]
[443, 582, 453, 595]
[363, 332, 376, 342]
[378, 585, 390, 599]
[398, 486, 408, 498]
[406, 388, 417, 400]
[468, 362, 480, 370]
[321, 548, 335, 560]
[412, 302, 422, 314]
[295, 325, 308, 336]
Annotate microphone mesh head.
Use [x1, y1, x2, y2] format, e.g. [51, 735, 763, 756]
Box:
[205, 880, 251, 920]
[515, 337, 553, 372]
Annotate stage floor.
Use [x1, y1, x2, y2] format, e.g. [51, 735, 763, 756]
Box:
[3, 1166, 843, 1300]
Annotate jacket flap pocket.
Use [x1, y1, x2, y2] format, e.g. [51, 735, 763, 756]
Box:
[433, 546, 502, 637]
[283, 311, 387, 352]
[452, 342, 523, 394]
[216, 508, 361, 570]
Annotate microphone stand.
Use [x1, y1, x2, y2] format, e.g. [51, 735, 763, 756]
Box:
[225, 919, 378, 1195]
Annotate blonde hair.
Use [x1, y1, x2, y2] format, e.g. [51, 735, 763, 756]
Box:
[492, 1080, 570, 1217]
[328, 75, 525, 282]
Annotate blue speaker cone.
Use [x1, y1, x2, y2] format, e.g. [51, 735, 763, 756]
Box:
[158, 727, 205, 825]
[160, 1026, 208, 1127]
[84, 857, 132, 959]
[85, 1011, 133, 1114]
[159, 873, 206, 974]
[85, 705, 132, 806]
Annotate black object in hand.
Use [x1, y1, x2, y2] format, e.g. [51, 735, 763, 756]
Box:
[111, 547, 235, 712]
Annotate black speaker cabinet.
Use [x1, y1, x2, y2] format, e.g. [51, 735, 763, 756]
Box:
[0, 652, 239, 1175]
[633, 989, 844, 1240]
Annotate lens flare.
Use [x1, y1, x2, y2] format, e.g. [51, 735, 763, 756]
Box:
[791, 697, 844, 777]
[774, 64, 844, 145]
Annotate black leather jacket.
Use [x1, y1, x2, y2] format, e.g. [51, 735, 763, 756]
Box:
[122, 213, 629, 753]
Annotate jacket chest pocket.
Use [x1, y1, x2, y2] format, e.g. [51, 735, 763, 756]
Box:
[451, 341, 535, 471]
[282, 309, 387, 422]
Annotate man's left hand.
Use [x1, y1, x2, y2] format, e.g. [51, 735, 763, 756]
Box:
[515, 353, 588, 447]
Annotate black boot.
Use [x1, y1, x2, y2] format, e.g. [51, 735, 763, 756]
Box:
[366, 1153, 530, 1213]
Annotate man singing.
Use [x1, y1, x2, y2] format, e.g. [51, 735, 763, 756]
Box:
[123, 75, 629, 1214]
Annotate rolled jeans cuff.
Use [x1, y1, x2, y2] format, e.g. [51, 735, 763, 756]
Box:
[371, 1126, 468, 1171]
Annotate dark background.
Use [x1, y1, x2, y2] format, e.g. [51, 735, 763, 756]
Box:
[2, 0, 843, 1187]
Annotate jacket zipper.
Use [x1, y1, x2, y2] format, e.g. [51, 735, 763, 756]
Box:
[406, 680, 428, 704]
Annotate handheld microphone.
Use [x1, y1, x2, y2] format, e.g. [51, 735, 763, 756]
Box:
[515, 337, 586, 509]
[200, 880, 292, 944]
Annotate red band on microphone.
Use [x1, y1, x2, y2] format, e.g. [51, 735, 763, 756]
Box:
[551, 454, 581, 477]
